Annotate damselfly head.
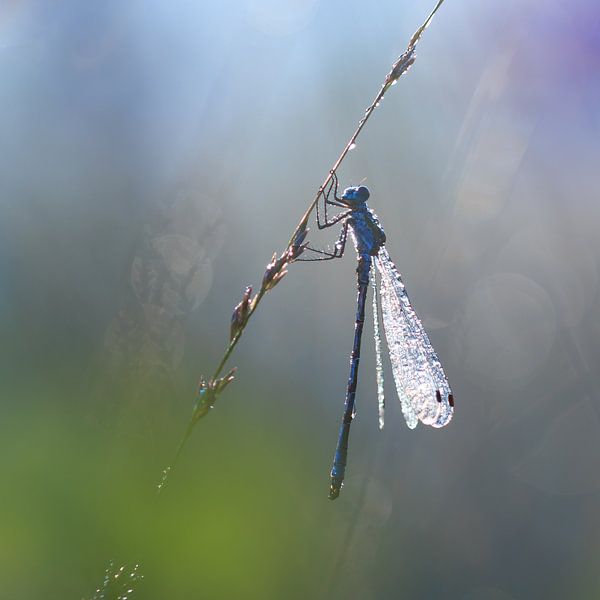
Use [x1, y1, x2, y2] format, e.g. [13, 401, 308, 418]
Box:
[341, 185, 370, 206]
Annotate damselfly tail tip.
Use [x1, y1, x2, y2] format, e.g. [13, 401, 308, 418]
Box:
[329, 484, 341, 500]
[329, 474, 343, 500]
[449, 394, 455, 408]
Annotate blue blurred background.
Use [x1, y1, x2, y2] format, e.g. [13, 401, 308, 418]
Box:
[1, 0, 600, 598]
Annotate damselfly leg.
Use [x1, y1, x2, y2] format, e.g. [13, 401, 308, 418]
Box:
[316, 171, 347, 225]
[295, 222, 348, 262]
[296, 170, 350, 262]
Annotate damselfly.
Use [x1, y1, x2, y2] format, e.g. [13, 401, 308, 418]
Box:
[297, 171, 454, 499]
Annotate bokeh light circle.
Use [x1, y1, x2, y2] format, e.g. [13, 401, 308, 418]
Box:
[513, 399, 600, 496]
[496, 224, 598, 328]
[457, 272, 557, 388]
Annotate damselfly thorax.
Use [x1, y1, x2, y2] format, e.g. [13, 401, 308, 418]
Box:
[348, 206, 387, 257]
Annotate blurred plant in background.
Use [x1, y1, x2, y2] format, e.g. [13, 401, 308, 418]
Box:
[86, 562, 143, 600]
[100, 188, 224, 433]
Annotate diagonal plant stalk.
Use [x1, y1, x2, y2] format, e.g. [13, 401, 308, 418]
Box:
[159, 0, 448, 491]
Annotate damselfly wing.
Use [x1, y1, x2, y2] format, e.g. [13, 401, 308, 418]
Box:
[373, 248, 454, 430]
